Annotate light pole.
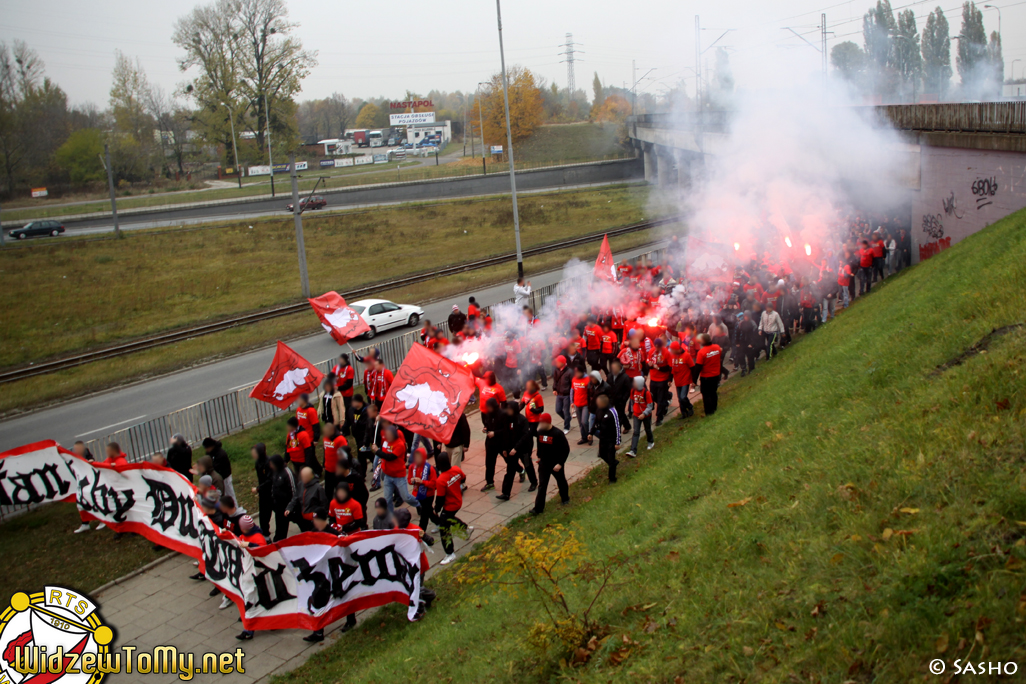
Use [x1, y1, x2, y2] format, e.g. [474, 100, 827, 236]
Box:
[221, 101, 242, 189]
[983, 4, 1001, 38]
[494, 0, 524, 279]
[476, 81, 488, 161]
[264, 91, 275, 197]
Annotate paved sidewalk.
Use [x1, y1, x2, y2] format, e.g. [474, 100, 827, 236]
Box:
[97, 388, 694, 683]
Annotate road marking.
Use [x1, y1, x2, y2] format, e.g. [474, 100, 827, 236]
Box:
[75, 415, 146, 438]
[228, 381, 258, 393]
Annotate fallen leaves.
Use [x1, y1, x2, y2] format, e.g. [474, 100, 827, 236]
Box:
[936, 632, 949, 653]
[830, 552, 845, 565]
[898, 507, 920, 515]
[810, 601, 826, 618]
[837, 483, 859, 501]
[728, 497, 753, 508]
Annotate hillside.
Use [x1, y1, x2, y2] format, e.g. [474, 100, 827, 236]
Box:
[277, 208, 1026, 683]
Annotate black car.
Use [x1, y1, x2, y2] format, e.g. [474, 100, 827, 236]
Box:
[9, 220, 65, 240]
[284, 196, 327, 213]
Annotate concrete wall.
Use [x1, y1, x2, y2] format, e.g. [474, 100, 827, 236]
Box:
[911, 146, 1026, 262]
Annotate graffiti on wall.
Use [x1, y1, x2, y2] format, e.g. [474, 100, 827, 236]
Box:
[942, 191, 964, 219]
[919, 237, 952, 261]
[971, 177, 998, 210]
[922, 213, 944, 239]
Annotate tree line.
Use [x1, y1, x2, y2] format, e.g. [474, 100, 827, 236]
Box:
[831, 1, 1004, 101]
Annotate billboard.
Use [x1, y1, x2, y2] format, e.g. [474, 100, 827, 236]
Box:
[490, 145, 504, 154]
[335, 158, 355, 168]
[389, 112, 436, 126]
[319, 159, 335, 168]
[247, 161, 309, 177]
[390, 99, 433, 109]
[354, 155, 373, 166]
[373, 154, 388, 164]
[31, 187, 48, 198]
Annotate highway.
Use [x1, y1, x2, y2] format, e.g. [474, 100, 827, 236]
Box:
[0, 242, 661, 452]
[26, 159, 643, 236]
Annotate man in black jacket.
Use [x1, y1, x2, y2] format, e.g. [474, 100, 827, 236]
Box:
[202, 437, 234, 499]
[444, 412, 471, 468]
[591, 395, 622, 483]
[496, 402, 538, 500]
[167, 435, 193, 482]
[551, 356, 573, 434]
[737, 310, 760, 376]
[607, 360, 632, 435]
[447, 305, 467, 335]
[285, 467, 328, 533]
[531, 414, 570, 515]
[335, 457, 368, 511]
[480, 398, 507, 492]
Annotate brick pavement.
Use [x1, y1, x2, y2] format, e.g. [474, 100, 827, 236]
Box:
[96, 386, 695, 683]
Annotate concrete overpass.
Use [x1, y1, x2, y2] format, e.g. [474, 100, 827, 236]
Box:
[627, 103, 1026, 262]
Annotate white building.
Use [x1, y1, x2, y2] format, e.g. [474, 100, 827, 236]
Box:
[405, 121, 451, 146]
[318, 138, 353, 155]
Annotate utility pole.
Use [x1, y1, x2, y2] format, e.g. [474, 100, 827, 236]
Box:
[264, 92, 275, 197]
[559, 33, 582, 101]
[289, 153, 310, 298]
[632, 60, 637, 114]
[477, 81, 488, 161]
[104, 142, 121, 239]
[222, 101, 242, 189]
[495, 0, 524, 279]
[695, 16, 702, 112]
[821, 13, 828, 77]
[0, 203, 5, 247]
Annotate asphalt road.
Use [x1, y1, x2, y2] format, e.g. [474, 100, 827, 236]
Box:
[0, 242, 662, 452]
[37, 158, 641, 236]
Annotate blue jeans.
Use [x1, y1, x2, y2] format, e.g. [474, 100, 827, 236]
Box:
[839, 286, 850, 308]
[382, 474, 420, 515]
[821, 298, 836, 322]
[555, 395, 572, 431]
[575, 405, 590, 441]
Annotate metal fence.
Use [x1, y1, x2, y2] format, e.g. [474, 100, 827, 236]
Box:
[876, 102, 1026, 135]
[0, 245, 665, 521]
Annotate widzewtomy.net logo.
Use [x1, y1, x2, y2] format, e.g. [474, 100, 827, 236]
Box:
[0, 586, 246, 683]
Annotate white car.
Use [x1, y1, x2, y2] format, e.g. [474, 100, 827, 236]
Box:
[349, 299, 424, 339]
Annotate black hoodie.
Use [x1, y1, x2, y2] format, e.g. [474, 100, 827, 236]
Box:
[166, 437, 193, 481]
[503, 408, 533, 457]
[204, 439, 231, 480]
[268, 454, 296, 509]
[252, 443, 272, 502]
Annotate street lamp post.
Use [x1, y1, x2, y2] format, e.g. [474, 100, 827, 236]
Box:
[221, 101, 242, 189]
[264, 92, 275, 197]
[476, 81, 488, 161]
[983, 4, 1002, 39]
[494, 0, 524, 279]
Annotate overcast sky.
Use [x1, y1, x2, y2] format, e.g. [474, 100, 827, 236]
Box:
[2, 0, 1023, 107]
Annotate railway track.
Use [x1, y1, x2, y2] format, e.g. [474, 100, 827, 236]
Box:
[0, 216, 681, 384]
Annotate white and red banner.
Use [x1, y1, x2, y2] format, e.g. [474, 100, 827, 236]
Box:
[250, 341, 325, 409]
[379, 344, 475, 444]
[0, 441, 427, 629]
[308, 292, 371, 344]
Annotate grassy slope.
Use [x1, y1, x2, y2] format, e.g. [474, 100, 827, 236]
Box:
[275, 210, 1026, 683]
[514, 123, 625, 164]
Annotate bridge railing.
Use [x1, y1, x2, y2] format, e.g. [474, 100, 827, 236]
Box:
[874, 102, 1026, 135]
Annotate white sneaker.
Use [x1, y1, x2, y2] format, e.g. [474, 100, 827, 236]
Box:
[192, 561, 199, 567]
[219, 596, 232, 610]
[626, 451, 637, 459]
[647, 442, 655, 450]
[73, 523, 91, 534]
[562, 428, 570, 435]
[440, 554, 457, 565]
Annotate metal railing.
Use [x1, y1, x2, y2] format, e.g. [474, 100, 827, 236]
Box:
[874, 102, 1026, 135]
[0, 245, 666, 521]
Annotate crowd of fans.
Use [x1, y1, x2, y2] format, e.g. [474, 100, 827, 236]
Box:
[71, 212, 909, 641]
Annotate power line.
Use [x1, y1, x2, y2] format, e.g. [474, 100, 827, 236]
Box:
[558, 33, 583, 95]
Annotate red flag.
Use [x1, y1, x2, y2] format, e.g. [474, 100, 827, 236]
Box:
[594, 234, 617, 282]
[379, 344, 475, 443]
[308, 291, 371, 344]
[250, 341, 325, 409]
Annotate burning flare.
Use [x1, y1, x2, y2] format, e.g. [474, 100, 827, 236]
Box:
[733, 242, 740, 251]
[805, 244, 812, 256]
[647, 317, 660, 327]
[784, 236, 793, 248]
[461, 352, 479, 365]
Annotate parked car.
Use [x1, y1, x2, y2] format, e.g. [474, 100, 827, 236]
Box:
[348, 298, 424, 339]
[285, 196, 327, 213]
[9, 220, 65, 240]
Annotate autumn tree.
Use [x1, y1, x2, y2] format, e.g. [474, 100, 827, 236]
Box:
[481, 66, 543, 150]
[354, 101, 386, 129]
[109, 50, 156, 181]
[592, 94, 630, 124]
[173, 0, 315, 161]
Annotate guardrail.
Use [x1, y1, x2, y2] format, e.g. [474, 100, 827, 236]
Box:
[875, 102, 1026, 135]
[0, 245, 666, 522]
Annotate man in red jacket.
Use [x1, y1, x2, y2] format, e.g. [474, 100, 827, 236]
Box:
[646, 337, 672, 426]
[858, 239, 875, 296]
[871, 230, 886, 283]
[434, 452, 470, 566]
[695, 334, 723, 416]
[583, 316, 603, 373]
[371, 425, 420, 515]
[365, 358, 394, 408]
[669, 341, 695, 418]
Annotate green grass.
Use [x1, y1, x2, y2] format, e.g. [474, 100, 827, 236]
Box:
[514, 123, 626, 164]
[0, 187, 665, 414]
[270, 210, 1026, 683]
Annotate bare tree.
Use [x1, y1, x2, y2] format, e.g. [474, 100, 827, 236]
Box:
[147, 85, 192, 176]
[325, 92, 351, 138]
